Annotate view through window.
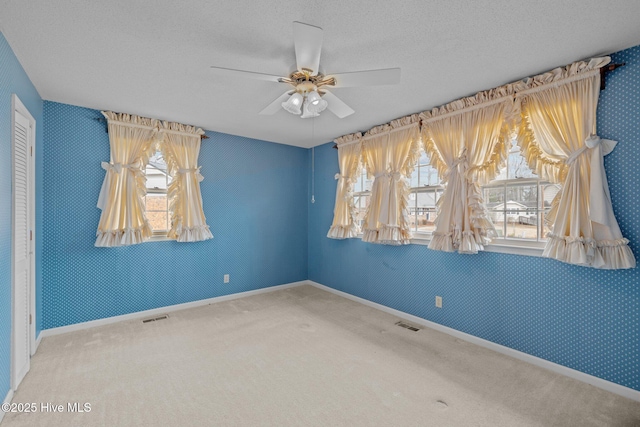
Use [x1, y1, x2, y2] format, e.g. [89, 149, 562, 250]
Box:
[145, 151, 171, 234]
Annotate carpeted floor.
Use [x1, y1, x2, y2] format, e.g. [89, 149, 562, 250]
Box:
[3, 285, 639, 426]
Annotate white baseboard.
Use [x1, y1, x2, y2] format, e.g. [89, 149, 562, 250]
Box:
[1, 388, 14, 425]
[307, 280, 640, 402]
[39, 281, 307, 339]
[34, 332, 42, 353]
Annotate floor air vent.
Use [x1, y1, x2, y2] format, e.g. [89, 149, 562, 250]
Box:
[142, 315, 169, 323]
[395, 321, 420, 332]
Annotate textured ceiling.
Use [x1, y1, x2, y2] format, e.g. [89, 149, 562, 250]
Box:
[1, 0, 640, 148]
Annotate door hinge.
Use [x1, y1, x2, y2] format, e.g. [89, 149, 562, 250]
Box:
[30, 230, 32, 241]
[30, 146, 33, 156]
[29, 314, 32, 325]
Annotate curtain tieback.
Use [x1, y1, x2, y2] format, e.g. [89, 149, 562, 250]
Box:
[564, 134, 618, 227]
[178, 167, 204, 182]
[334, 173, 350, 181]
[565, 135, 616, 165]
[374, 171, 402, 181]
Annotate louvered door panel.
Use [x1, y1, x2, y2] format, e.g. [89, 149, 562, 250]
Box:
[13, 110, 31, 388]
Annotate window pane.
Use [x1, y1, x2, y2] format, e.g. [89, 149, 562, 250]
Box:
[506, 183, 537, 206]
[363, 174, 373, 191]
[146, 167, 168, 190]
[147, 151, 169, 190]
[408, 191, 418, 232]
[503, 210, 538, 239]
[489, 210, 505, 237]
[415, 190, 439, 233]
[146, 193, 167, 211]
[147, 211, 168, 232]
[409, 166, 419, 188]
[419, 165, 440, 187]
[507, 140, 537, 179]
[354, 194, 370, 228]
[540, 184, 561, 210]
[484, 186, 504, 207]
[418, 150, 430, 166]
[540, 208, 552, 241]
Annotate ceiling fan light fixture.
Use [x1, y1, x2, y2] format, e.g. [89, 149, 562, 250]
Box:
[307, 97, 328, 115]
[306, 90, 322, 105]
[281, 92, 303, 115]
[300, 98, 321, 119]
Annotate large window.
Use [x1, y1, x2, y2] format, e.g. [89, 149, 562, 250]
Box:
[482, 140, 557, 244]
[145, 151, 172, 235]
[352, 141, 557, 249]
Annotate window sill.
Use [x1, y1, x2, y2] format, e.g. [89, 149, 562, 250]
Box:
[354, 233, 545, 257]
[148, 235, 175, 242]
[410, 236, 544, 257]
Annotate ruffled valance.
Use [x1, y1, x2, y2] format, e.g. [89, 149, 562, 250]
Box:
[335, 132, 363, 146]
[101, 111, 160, 128]
[513, 57, 611, 93]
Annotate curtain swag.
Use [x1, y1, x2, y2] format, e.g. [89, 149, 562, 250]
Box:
[96, 112, 212, 247]
[419, 86, 516, 254]
[361, 114, 421, 245]
[327, 56, 635, 268]
[158, 121, 213, 243]
[514, 57, 635, 269]
[95, 111, 158, 247]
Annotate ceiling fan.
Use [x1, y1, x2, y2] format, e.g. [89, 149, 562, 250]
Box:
[210, 22, 401, 119]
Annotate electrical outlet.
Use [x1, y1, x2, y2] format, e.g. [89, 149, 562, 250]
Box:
[224, 274, 230, 283]
[435, 296, 442, 308]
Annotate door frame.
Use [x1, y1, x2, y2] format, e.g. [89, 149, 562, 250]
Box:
[11, 94, 36, 390]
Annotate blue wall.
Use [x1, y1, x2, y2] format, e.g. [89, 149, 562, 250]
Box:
[308, 45, 640, 392]
[42, 101, 308, 328]
[0, 32, 43, 401]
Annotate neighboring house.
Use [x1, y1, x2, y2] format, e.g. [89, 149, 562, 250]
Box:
[490, 200, 531, 223]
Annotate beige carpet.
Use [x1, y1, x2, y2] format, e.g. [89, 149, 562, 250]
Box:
[3, 285, 639, 427]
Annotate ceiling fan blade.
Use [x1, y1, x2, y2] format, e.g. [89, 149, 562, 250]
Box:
[293, 21, 323, 76]
[210, 66, 282, 83]
[330, 68, 401, 88]
[322, 90, 355, 118]
[259, 91, 293, 115]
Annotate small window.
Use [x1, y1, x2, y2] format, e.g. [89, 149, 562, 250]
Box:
[145, 151, 172, 236]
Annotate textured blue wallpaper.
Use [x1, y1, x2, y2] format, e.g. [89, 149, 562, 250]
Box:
[308, 45, 640, 391]
[42, 101, 308, 328]
[0, 32, 43, 401]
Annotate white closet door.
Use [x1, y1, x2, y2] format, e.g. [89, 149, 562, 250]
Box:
[12, 108, 31, 389]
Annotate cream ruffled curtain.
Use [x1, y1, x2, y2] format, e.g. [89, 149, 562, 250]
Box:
[327, 133, 362, 239]
[516, 57, 635, 269]
[159, 121, 213, 242]
[361, 115, 421, 245]
[96, 112, 158, 247]
[419, 86, 516, 253]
